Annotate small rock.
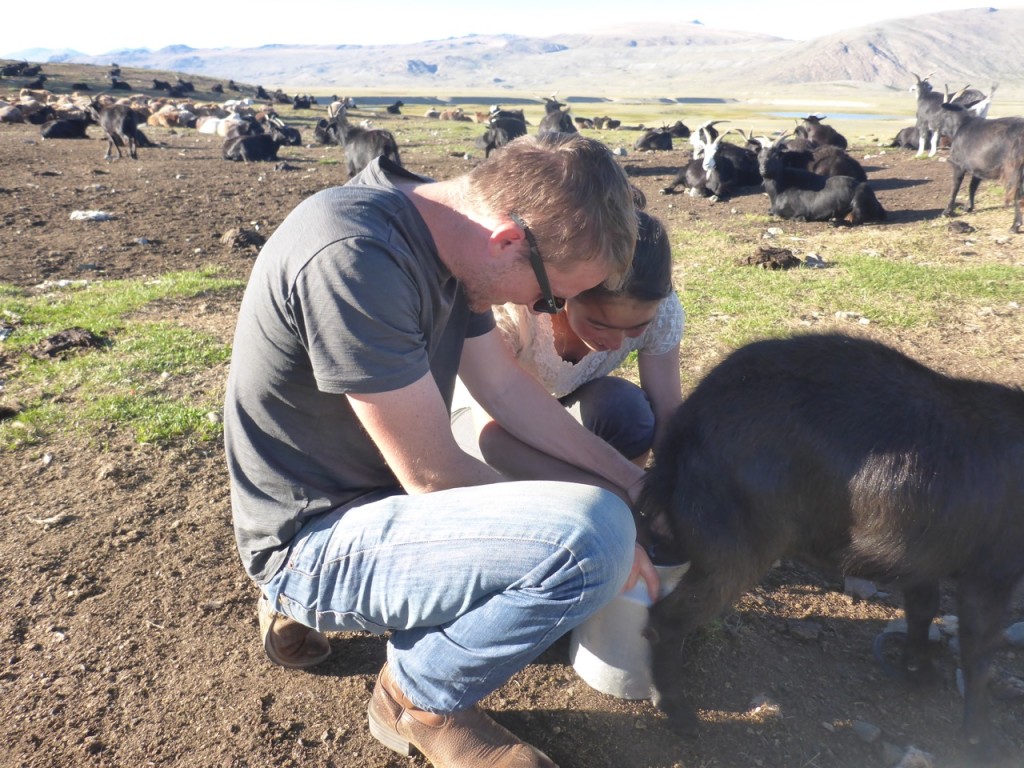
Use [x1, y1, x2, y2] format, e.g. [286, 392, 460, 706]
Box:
[787, 619, 822, 640]
[1004, 622, 1024, 647]
[844, 576, 877, 599]
[852, 720, 881, 743]
[882, 741, 905, 765]
[937, 615, 958, 636]
[894, 746, 935, 768]
[612, 147, 628, 156]
[885, 619, 940, 643]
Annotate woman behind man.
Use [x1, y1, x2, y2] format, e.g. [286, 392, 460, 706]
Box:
[454, 210, 684, 491]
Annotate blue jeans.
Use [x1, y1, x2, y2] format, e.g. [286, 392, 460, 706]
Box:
[560, 376, 655, 461]
[261, 480, 635, 713]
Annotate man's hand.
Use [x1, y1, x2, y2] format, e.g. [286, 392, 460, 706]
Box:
[621, 542, 660, 603]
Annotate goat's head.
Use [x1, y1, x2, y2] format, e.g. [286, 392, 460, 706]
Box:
[910, 72, 937, 97]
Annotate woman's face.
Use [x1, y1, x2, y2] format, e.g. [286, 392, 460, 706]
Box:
[564, 295, 659, 353]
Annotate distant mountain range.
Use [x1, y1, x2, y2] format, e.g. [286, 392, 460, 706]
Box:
[6, 8, 1022, 97]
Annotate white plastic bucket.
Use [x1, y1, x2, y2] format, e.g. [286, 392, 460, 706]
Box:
[569, 562, 689, 700]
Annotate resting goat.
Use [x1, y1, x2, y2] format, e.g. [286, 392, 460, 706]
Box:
[938, 86, 1024, 233]
[794, 114, 847, 149]
[386, 100, 404, 115]
[538, 96, 575, 136]
[634, 127, 672, 151]
[40, 116, 91, 139]
[758, 136, 885, 224]
[86, 98, 152, 160]
[662, 129, 742, 199]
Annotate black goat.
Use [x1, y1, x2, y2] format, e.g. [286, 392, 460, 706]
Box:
[634, 128, 672, 151]
[475, 112, 527, 158]
[40, 116, 91, 139]
[538, 96, 575, 136]
[109, 77, 131, 91]
[152, 79, 172, 92]
[323, 113, 402, 177]
[910, 74, 990, 158]
[386, 100, 404, 115]
[793, 114, 847, 149]
[639, 332, 1024, 758]
[890, 126, 920, 149]
[780, 143, 867, 182]
[86, 99, 151, 160]
[662, 130, 740, 199]
[758, 137, 885, 224]
[691, 124, 760, 187]
[938, 88, 1024, 233]
[667, 120, 690, 139]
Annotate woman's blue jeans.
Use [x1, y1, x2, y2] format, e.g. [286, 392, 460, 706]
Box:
[560, 376, 655, 461]
[261, 480, 636, 713]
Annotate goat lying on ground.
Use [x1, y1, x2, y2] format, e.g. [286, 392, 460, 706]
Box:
[938, 86, 1024, 233]
[40, 116, 91, 139]
[758, 136, 885, 224]
[794, 114, 847, 149]
[538, 96, 575, 136]
[223, 115, 302, 162]
[638, 332, 1024, 760]
[634, 127, 672, 151]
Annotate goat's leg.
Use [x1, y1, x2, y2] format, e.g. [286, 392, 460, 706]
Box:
[1007, 166, 1023, 233]
[900, 583, 940, 685]
[916, 132, 928, 158]
[928, 130, 940, 157]
[648, 548, 776, 737]
[942, 167, 967, 216]
[965, 176, 983, 212]
[957, 576, 1013, 758]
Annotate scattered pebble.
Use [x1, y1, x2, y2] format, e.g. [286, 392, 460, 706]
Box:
[894, 745, 935, 768]
[1005, 622, 1024, 647]
[69, 210, 113, 221]
[786, 619, 822, 640]
[843, 576, 877, 599]
[852, 719, 881, 743]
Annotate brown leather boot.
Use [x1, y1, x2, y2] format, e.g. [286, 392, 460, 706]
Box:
[367, 663, 558, 768]
[257, 596, 331, 669]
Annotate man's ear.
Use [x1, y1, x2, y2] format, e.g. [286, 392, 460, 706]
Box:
[487, 217, 524, 257]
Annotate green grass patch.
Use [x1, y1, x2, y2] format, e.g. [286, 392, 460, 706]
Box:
[0, 269, 243, 450]
[674, 245, 1022, 347]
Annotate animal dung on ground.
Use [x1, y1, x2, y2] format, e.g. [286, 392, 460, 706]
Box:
[740, 247, 800, 269]
[34, 327, 104, 358]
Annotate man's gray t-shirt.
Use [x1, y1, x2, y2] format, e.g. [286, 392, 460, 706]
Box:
[224, 158, 494, 584]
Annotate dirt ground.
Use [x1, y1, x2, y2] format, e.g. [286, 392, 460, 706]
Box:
[1, 109, 1022, 768]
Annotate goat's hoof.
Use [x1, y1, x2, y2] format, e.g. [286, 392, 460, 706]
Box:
[872, 630, 909, 679]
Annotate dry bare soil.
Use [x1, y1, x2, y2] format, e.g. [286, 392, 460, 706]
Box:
[1, 107, 1022, 768]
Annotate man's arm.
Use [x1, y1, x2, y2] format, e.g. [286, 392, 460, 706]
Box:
[637, 348, 683, 452]
[459, 328, 646, 500]
[347, 374, 505, 494]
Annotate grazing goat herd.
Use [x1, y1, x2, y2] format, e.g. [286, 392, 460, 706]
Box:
[3, 69, 1024, 760]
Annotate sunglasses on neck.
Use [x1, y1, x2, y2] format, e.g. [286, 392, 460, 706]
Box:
[509, 212, 565, 314]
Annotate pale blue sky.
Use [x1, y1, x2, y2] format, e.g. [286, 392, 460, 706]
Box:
[2, 2, 1019, 57]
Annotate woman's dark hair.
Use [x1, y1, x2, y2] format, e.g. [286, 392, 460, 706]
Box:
[578, 211, 673, 302]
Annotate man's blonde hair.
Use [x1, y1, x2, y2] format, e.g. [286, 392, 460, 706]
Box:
[467, 133, 638, 288]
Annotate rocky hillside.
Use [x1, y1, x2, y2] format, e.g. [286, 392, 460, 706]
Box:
[8, 8, 1022, 96]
